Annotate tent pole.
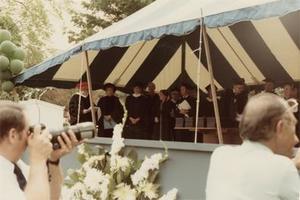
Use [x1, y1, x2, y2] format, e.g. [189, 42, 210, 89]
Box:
[194, 21, 204, 144]
[203, 26, 224, 144]
[84, 51, 97, 125]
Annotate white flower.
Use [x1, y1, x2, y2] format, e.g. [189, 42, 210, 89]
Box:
[68, 182, 86, 199]
[159, 188, 178, 200]
[77, 144, 89, 159]
[61, 186, 74, 200]
[83, 168, 108, 192]
[137, 181, 159, 199]
[112, 183, 137, 200]
[110, 124, 125, 155]
[110, 155, 131, 172]
[82, 192, 96, 200]
[131, 153, 163, 185]
[82, 155, 105, 171]
[99, 174, 110, 200]
[113, 124, 124, 139]
[77, 144, 86, 154]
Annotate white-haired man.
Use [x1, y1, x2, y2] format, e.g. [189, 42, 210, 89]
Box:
[206, 93, 300, 200]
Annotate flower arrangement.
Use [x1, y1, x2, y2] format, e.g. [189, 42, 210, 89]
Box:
[63, 124, 178, 200]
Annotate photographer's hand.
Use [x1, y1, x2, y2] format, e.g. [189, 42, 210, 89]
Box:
[28, 125, 53, 164]
[48, 130, 79, 200]
[25, 125, 52, 200]
[49, 130, 79, 162]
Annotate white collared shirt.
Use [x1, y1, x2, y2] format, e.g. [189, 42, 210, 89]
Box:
[0, 155, 29, 200]
[206, 140, 300, 200]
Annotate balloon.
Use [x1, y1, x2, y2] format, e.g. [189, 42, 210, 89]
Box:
[0, 30, 11, 43]
[12, 48, 26, 61]
[0, 41, 17, 56]
[1, 81, 14, 92]
[0, 55, 10, 71]
[0, 70, 12, 81]
[10, 59, 24, 75]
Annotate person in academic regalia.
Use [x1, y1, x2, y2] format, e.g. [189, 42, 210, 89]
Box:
[176, 83, 196, 118]
[97, 83, 124, 137]
[199, 85, 220, 118]
[170, 88, 180, 105]
[145, 82, 160, 140]
[221, 78, 248, 127]
[261, 78, 275, 94]
[68, 82, 94, 125]
[159, 90, 176, 141]
[283, 82, 300, 144]
[175, 83, 196, 142]
[124, 82, 149, 139]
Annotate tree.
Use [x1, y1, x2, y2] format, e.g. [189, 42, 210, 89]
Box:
[68, 0, 154, 43]
[0, 0, 72, 67]
[0, 0, 69, 100]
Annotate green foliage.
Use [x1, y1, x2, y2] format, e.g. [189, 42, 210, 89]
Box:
[1, 80, 14, 92]
[0, 55, 10, 71]
[68, 0, 154, 43]
[0, 1, 68, 101]
[0, 15, 21, 45]
[0, 40, 17, 56]
[0, 29, 11, 43]
[0, 0, 69, 68]
[0, 70, 12, 81]
[13, 47, 26, 60]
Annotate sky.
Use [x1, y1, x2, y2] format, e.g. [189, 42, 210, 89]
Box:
[45, 0, 78, 52]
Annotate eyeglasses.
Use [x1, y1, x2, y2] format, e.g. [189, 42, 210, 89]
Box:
[286, 98, 298, 113]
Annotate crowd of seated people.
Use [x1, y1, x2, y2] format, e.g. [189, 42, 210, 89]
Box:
[67, 79, 300, 142]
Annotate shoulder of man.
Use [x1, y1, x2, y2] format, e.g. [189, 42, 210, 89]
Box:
[210, 145, 235, 160]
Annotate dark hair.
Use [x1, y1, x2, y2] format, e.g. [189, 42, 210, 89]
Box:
[103, 83, 116, 92]
[263, 78, 274, 84]
[170, 87, 179, 92]
[180, 83, 192, 90]
[239, 93, 289, 141]
[233, 78, 245, 86]
[160, 90, 169, 97]
[0, 101, 26, 141]
[132, 81, 144, 89]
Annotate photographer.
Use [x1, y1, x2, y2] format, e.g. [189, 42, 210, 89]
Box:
[0, 101, 79, 200]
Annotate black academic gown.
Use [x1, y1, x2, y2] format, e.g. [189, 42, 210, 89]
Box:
[221, 89, 248, 127]
[124, 94, 148, 139]
[175, 95, 196, 142]
[176, 95, 196, 119]
[68, 94, 93, 125]
[159, 100, 176, 141]
[97, 95, 124, 137]
[145, 93, 160, 139]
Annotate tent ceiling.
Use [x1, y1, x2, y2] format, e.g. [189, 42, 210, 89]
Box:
[14, 0, 300, 92]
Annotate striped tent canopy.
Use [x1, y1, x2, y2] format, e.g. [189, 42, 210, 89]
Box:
[14, 0, 300, 92]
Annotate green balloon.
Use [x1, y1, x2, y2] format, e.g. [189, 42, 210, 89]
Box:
[0, 41, 17, 57]
[10, 59, 24, 75]
[0, 30, 11, 43]
[12, 48, 26, 61]
[0, 55, 9, 71]
[1, 80, 14, 92]
[0, 70, 12, 80]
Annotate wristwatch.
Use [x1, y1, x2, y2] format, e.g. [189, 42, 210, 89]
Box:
[47, 159, 60, 166]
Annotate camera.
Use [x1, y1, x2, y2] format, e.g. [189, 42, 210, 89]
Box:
[29, 122, 96, 150]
